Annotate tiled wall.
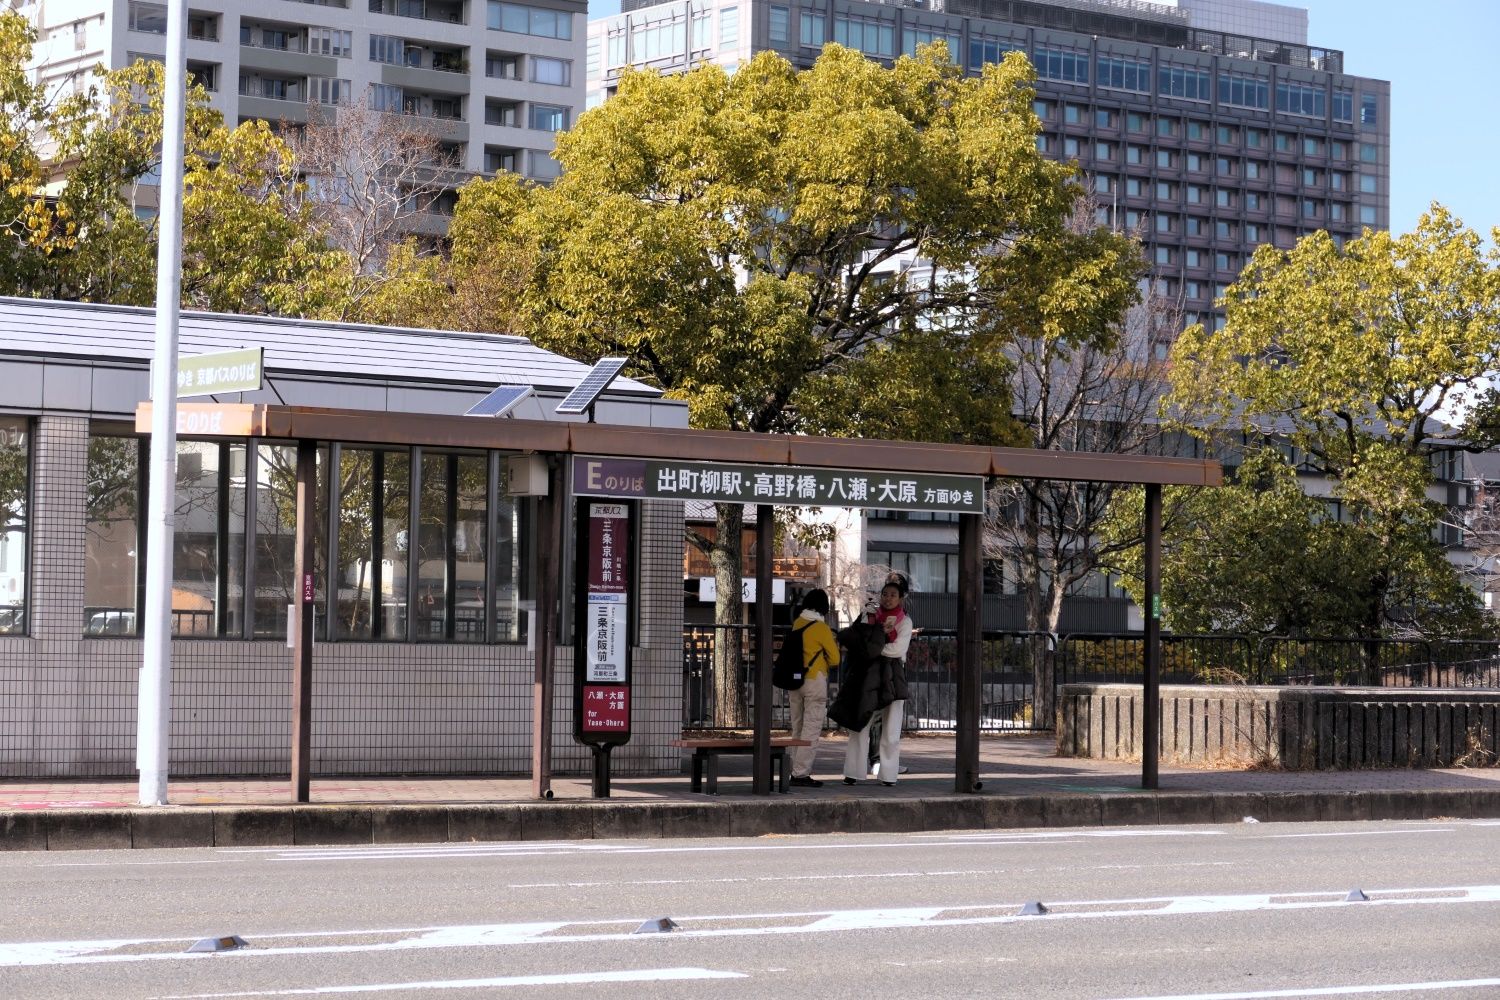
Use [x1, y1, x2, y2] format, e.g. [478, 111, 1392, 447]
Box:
[0, 423, 686, 779]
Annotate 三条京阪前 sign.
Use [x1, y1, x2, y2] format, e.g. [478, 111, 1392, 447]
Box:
[573, 456, 984, 514]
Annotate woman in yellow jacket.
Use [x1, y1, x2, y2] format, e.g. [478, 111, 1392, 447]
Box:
[788, 589, 840, 787]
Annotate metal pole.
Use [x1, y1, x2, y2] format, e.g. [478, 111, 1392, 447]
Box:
[531, 457, 562, 799]
[955, 511, 982, 793]
[290, 440, 316, 802]
[136, 0, 189, 807]
[752, 504, 773, 795]
[1143, 483, 1162, 790]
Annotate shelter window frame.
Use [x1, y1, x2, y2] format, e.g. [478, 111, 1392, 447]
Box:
[0, 417, 30, 636]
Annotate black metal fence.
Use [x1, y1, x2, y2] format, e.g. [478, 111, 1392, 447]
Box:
[684, 627, 1500, 733]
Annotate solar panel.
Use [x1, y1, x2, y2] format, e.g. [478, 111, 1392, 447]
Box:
[555, 356, 628, 415]
[465, 384, 534, 418]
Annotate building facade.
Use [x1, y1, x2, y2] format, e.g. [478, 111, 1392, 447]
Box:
[0, 296, 689, 779]
[19, 0, 585, 184]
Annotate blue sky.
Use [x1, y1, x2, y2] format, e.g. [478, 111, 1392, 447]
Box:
[585, 0, 1499, 240]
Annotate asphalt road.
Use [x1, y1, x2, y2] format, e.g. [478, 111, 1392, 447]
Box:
[2, 818, 1498, 999]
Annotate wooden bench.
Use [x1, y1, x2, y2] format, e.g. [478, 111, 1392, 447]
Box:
[669, 738, 812, 794]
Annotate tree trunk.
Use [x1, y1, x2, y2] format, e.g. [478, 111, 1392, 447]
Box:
[711, 503, 748, 729]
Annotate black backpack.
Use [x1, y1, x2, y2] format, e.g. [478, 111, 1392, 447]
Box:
[772, 621, 812, 691]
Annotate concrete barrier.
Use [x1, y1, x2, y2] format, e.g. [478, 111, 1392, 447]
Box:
[1058, 683, 1500, 769]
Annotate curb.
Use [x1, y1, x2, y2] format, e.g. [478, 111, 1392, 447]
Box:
[6, 788, 1500, 851]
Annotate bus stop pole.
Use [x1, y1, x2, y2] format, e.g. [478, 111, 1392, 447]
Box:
[290, 439, 316, 803]
[955, 511, 983, 792]
[752, 504, 774, 795]
[1142, 483, 1162, 790]
[531, 456, 563, 799]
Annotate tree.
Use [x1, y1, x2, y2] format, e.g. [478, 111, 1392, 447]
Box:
[0, 18, 345, 314]
[284, 99, 459, 322]
[1153, 206, 1500, 639]
[447, 44, 1137, 725]
[983, 219, 1170, 721]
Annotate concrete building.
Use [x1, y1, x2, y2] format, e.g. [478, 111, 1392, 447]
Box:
[18, 0, 585, 184]
[0, 296, 690, 779]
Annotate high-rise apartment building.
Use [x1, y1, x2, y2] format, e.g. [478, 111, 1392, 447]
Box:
[587, 0, 1390, 356]
[18, 0, 585, 184]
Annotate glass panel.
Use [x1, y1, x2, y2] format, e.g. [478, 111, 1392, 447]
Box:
[454, 455, 487, 643]
[380, 450, 410, 639]
[252, 444, 300, 638]
[493, 494, 521, 642]
[335, 449, 375, 639]
[172, 441, 220, 636]
[415, 453, 449, 640]
[223, 443, 247, 637]
[0, 419, 27, 633]
[85, 436, 141, 635]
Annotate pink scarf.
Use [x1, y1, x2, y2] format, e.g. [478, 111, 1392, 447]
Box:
[873, 604, 906, 642]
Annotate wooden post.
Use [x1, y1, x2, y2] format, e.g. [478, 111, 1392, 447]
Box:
[955, 511, 983, 792]
[1143, 483, 1162, 790]
[752, 504, 774, 795]
[290, 439, 316, 803]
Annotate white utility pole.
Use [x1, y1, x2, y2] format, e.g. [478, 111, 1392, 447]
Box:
[137, 0, 188, 806]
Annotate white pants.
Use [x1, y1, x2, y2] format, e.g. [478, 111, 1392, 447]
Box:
[787, 674, 828, 778]
[844, 700, 903, 783]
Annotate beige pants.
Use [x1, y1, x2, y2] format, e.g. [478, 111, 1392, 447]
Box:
[787, 674, 828, 778]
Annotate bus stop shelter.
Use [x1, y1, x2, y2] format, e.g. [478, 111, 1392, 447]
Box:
[137, 402, 1222, 799]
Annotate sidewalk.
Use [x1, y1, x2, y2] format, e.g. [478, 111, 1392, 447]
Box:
[5, 733, 1500, 851]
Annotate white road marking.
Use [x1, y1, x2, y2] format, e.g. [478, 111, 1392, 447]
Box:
[5, 884, 1499, 970]
[1264, 829, 1455, 840]
[154, 966, 747, 997]
[1103, 976, 1500, 999]
[508, 861, 1234, 889]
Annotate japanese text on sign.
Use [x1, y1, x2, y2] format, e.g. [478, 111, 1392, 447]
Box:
[573, 457, 983, 514]
[582, 685, 629, 731]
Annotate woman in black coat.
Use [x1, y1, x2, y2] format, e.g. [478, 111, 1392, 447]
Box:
[828, 577, 912, 786]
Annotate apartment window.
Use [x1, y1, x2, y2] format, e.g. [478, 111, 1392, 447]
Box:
[1157, 65, 1209, 101]
[487, 1, 572, 39]
[485, 100, 518, 126]
[1328, 203, 1346, 222]
[800, 11, 825, 46]
[1276, 81, 1325, 118]
[1185, 248, 1203, 268]
[1185, 216, 1204, 236]
[1186, 184, 1204, 205]
[1245, 223, 1263, 242]
[1215, 156, 1235, 177]
[1095, 108, 1116, 129]
[1245, 192, 1263, 211]
[1216, 124, 1239, 145]
[1215, 220, 1236, 239]
[1155, 213, 1175, 234]
[1333, 89, 1353, 122]
[1360, 142, 1378, 163]
[308, 27, 351, 57]
[1245, 160, 1265, 180]
[486, 51, 520, 78]
[1246, 127, 1266, 148]
[1126, 111, 1146, 132]
[1185, 152, 1204, 172]
[74, 19, 88, 49]
[768, 5, 789, 44]
[1063, 137, 1080, 158]
[1094, 174, 1115, 195]
[1302, 199, 1320, 219]
[1329, 171, 1347, 191]
[691, 10, 710, 49]
[529, 103, 567, 131]
[1215, 252, 1234, 272]
[309, 76, 350, 105]
[1302, 168, 1322, 186]
[1064, 103, 1084, 124]
[530, 56, 570, 86]
[0, 419, 28, 635]
[1155, 246, 1175, 265]
[1186, 119, 1207, 140]
[1215, 188, 1234, 208]
[1034, 135, 1051, 153]
[485, 146, 519, 172]
[187, 12, 218, 40]
[1303, 137, 1324, 156]
[1360, 205, 1377, 224]
[1126, 144, 1145, 165]
[834, 16, 893, 57]
[720, 6, 739, 46]
[1156, 117, 1177, 138]
[1125, 176, 1142, 196]
[1094, 141, 1115, 161]
[1359, 174, 1377, 194]
[1125, 210, 1141, 229]
[1156, 149, 1175, 169]
[530, 150, 562, 180]
[128, 2, 167, 34]
[1096, 55, 1148, 92]
[370, 34, 405, 63]
[1032, 99, 1052, 120]
[1155, 181, 1175, 199]
[1185, 280, 1202, 299]
[1361, 94, 1378, 126]
[1035, 46, 1088, 83]
[369, 83, 403, 112]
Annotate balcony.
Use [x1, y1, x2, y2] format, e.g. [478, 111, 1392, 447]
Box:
[368, 0, 466, 25]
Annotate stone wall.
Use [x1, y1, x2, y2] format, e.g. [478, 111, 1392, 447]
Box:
[1058, 683, 1500, 769]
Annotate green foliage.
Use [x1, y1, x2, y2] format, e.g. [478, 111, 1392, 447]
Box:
[449, 44, 1124, 443]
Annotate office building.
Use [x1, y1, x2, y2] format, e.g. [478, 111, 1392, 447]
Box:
[18, 0, 585, 185]
[587, 0, 1390, 357]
